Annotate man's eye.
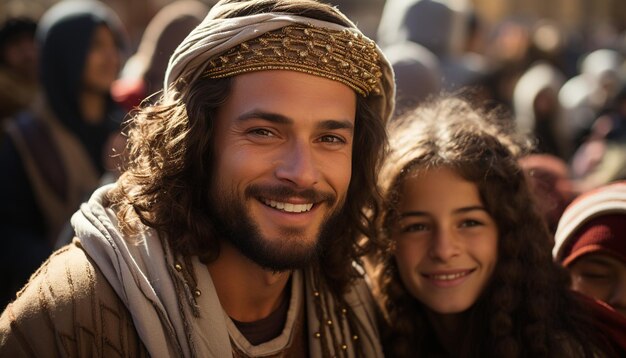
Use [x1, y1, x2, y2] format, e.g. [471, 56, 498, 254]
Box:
[318, 135, 345, 144]
[249, 128, 275, 137]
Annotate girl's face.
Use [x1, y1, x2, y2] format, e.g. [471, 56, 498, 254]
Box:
[391, 167, 499, 314]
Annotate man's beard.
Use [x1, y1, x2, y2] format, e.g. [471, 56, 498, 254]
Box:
[211, 184, 344, 272]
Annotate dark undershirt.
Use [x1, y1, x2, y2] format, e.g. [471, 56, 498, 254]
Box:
[231, 279, 292, 346]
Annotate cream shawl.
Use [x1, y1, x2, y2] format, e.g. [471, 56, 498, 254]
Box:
[71, 184, 383, 357]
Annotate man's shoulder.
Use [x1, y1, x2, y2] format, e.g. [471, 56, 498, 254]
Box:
[12, 241, 112, 305]
[0, 241, 146, 357]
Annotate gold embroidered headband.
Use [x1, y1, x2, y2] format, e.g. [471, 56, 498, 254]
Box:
[202, 24, 383, 97]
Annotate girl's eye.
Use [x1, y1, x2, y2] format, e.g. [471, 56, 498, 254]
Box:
[460, 219, 482, 228]
[401, 223, 429, 233]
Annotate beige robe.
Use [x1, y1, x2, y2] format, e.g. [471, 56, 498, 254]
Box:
[3, 95, 100, 245]
[1, 185, 383, 357]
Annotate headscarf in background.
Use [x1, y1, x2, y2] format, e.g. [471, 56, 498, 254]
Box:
[114, 0, 209, 108]
[513, 61, 570, 158]
[37, 0, 127, 172]
[553, 181, 626, 355]
[559, 49, 625, 146]
[377, 0, 488, 90]
[554, 181, 626, 266]
[383, 41, 441, 115]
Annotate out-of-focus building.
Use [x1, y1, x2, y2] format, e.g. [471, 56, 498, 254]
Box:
[2, 0, 624, 59]
[474, 0, 625, 34]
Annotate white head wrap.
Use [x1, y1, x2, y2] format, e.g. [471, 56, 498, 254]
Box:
[164, 7, 395, 123]
[553, 181, 626, 261]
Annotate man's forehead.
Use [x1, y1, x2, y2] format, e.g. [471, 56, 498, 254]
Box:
[216, 70, 358, 127]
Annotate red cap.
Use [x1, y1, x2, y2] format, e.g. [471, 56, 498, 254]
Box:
[561, 214, 626, 266]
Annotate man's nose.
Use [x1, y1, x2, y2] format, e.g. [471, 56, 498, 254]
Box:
[274, 140, 320, 188]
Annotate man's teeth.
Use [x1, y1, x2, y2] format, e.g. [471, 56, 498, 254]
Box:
[429, 272, 469, 281]
[263, 199, 313, 213]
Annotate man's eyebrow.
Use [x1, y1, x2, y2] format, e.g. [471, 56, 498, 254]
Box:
[318, 119, 354, 132]
[236, 110, 354, 132]
[236, 110, 292, 124]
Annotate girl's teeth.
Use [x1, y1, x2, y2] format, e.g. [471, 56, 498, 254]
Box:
[430, 272, 468, 280]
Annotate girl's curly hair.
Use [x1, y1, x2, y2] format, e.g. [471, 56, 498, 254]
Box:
[374, 95, 611, 357]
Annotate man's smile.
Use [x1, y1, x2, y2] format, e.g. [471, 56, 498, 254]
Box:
[260, 198, 314, 213]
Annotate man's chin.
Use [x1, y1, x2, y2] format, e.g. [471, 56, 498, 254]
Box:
[234, 234, 321, 272]
[211, 190, 343, 271]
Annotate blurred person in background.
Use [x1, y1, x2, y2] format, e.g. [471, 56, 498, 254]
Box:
[559, 48, 625, 149]
[519, 153, 577, 236]
[377, 0, 489, 92]
[382, 40, 441, 116]
[0, 17, 38, 121]
[0, 0, 127, 309]
[112, 0, 209, 111]
[554, 181, 626, 317]
[525, 19, 573, 76]
[554, 181, 626, 350]
[478, 18, 531, 110]
[513, 61, 571, 159]
[570, 83, 626, 192]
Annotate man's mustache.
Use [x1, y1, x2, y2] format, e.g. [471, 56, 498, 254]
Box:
[245, 184, 335, 204]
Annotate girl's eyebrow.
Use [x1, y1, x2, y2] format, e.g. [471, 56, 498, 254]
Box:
[454, 206, 487, 214]
[399, 211, 427, 218]
[399, 206, 487, 218]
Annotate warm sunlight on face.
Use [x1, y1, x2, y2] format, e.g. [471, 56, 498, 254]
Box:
[210, 70, 356, 270]
[392, 167, 499, 314]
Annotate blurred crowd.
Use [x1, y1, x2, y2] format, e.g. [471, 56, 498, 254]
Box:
[0, 0, 625, 323]
[384, 0, 623, 213]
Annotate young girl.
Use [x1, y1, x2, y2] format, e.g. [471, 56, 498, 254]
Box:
[374, 96, 618, 357]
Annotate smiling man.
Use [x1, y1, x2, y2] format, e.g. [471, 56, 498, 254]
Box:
[210, 70, 356, 272]
[0, 0, 394, 356]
